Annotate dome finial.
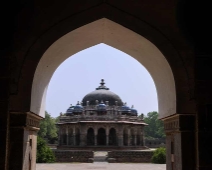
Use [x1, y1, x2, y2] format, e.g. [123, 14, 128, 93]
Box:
[131, 105, 134, 108]
[100, 79, 105, 86]
[96, 79, 109, 90]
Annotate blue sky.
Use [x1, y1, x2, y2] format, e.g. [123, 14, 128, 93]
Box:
[46, 43, 158, 118]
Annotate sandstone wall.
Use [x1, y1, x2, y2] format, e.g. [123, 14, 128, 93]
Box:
[108, 150, 153, 163]
[54, 150, 93, 163]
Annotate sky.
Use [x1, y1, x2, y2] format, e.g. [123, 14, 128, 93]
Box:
[46, 43, 158, 118]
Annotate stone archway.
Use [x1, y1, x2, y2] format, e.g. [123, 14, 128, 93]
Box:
[0, 1, 200, 169]
[9, 15, 195, 170]
[75, 128, 80, 146]
[31, 18, 176, 119]
[109, 128, 117, 145]
[97, 128, 106, 145]
[87, 128, 95, 146]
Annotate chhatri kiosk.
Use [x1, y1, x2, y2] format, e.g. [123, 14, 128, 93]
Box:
[57, 79, 147, 150]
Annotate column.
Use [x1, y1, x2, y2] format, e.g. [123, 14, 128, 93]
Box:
[106, 127, 109, 145]
[94, 128, 97, 146]
[106, 135, 109, 146]
[58, 128, 61, 145]
[162, 114, 195, 170]
[141, 130, 145, 146]
[118, 135, 123, 146]
[73, 127, 76, 146]
[9, 112, 42, 170]
[66, 127, 69, 145]
[80, 133, 86, 146]
[127, 129, 131, 146]
[134, 135, 137, 146]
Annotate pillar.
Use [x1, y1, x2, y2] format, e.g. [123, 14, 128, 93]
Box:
[58, 128, 61, 145]
[196, 103, 212, 170]
[80, 132, 86, 146]
[134, 130, 137, 146]
[106, 135, 109, 145]
[118, 133, 123, 146]
[127, 129, 131, 146]
[73, 127, 75, 146]
[140, 133, 144, 146]
[134, 135, 137, 146]
[9, 112, 42, 170]
[106, 127, 109, 145]
[162, 114, 195, 170]
[94, 128, 97, 146]
[66, 127, 69, 145]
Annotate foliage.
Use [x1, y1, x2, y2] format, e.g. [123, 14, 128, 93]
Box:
[142, 111, 165, 139]
[36, 136, 56, 163]
[152, 147, 166, 164]
[38, 111, 58, 144]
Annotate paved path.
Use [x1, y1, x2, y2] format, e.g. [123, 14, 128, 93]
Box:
[36, 163, 166, 170]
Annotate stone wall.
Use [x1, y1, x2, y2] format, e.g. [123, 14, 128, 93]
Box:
[145, 139, 166, 148]
[54, 150, 93, 163]
[108, 150, 153, 163]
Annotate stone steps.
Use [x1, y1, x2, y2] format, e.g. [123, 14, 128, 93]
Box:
[93, 151, 108, 162]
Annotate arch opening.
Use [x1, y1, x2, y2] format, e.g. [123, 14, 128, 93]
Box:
[97, 128, 106, 145]
[87, 128, 95, 146]
[109, 128, 117, 146]
[31, 18, 176, 119]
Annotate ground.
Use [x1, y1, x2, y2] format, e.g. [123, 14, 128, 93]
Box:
[36, 163, 166, 170]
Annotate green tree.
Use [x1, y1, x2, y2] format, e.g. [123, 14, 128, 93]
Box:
[152, 147, 166, 164]
[36, 136, 56, 163]
[143, 111, 165, 139]
[38, 111, 58, 144]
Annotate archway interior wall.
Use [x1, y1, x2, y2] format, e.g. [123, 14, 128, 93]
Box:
[31, 18, 176, 119]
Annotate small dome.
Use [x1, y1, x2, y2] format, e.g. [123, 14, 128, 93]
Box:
[66, 104, 74, 115]
[73, 101, 84, 113]
[120, 103, 131, 112]
[82, 79, 123, 106]
[97, 101, 107, 110]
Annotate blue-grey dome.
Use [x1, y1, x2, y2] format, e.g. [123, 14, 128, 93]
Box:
[66, 105, 74, 115]
[120, 103, 131, 112]
[131, 109, 138, 115]
[73, 101, 84, 113]
[82, 79, 123, 106]
[97, 101, 107, 110]
[66, 107, 74, 113]
[130, 105, 138, 116]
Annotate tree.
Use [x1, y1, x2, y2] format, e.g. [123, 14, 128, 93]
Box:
[36, 136, 56, 163]
[38, 111, 58, 144]
[143, 111, 165, 139]
[152, 147, 166, 164]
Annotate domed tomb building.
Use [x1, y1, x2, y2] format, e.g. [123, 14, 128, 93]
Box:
[57, 79, 147, 149]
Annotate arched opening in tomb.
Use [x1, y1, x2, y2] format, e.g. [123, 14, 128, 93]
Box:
[109, 128, 117, 146]
[97, 128, 106, 145]
[75, 128, 80, 146]
[87, 128, 95, 146]
[61, 128, 66, 145]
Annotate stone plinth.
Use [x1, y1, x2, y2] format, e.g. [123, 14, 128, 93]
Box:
[107, 150, 153, 163]
[54, 150, 94, 163]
